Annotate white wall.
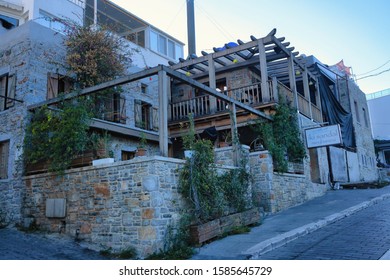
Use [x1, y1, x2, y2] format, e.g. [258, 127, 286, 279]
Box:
[367, 94, 390, 140]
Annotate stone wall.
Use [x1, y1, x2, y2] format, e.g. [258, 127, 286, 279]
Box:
[1, 22, 68, 226]
[23, 156, 186, 259]
[250, 151, 328, 213]
[338, 79, 378, 182]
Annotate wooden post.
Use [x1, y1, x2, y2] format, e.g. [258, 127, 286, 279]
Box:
[288, 54, 298, 110]
[315, 77, 323, 122]
[258, 40, 270, 103]
[303, 67, 313, 120]
[158, 70, 169, 157]
[272, 76, 278, 102]
[230, 102, 239, 166]
[208, 56, 217, 113]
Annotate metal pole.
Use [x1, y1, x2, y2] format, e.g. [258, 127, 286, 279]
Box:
[187, 0, 196, 57]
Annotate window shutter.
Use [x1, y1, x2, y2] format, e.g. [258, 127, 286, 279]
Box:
[0, 141, 9, 180]
[134, 99, 142, 128]
[6, 75, 16, 108]
[119, 95, 126, 124]
[152, 107, 159, 131]
[47, 73, 58, 100]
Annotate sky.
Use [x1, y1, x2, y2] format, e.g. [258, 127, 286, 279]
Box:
[111, 0, 390, 94]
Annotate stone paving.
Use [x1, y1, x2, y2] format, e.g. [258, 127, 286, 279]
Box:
[0, 228, 108, 260]
[255, 198, 390, 260]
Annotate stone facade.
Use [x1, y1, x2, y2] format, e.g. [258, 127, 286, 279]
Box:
[250, 151, 328, 213]
[1, 22, 68, 225]
[23, 156, 186, 258]
[339, 79, 378, 182]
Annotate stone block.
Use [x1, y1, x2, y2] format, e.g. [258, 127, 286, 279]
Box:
[142, 176, 159, 192]
[139, 226, 157, 241]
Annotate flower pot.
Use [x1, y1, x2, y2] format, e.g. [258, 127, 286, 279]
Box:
[184, 150, 194, 159]
[136, 148, 147, 157]
[92, 158, 114, 166]
[219, 142, 230, 148]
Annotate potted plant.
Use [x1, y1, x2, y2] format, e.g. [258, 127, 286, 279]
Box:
[219, 130, 232, 147]
[136, 131, 147, 156]
[91, 132, 115, 166]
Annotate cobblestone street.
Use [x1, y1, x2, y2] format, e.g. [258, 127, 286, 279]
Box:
[255, 198, 390, 260]
[0, 228, 108, 260]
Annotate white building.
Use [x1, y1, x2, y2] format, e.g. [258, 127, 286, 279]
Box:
[367, 88, 390, 166]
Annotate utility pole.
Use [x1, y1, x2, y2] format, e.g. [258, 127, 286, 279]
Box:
[187, 0, 196, 57]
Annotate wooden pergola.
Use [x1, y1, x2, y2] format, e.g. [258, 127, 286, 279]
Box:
[27, 29, 321, 159]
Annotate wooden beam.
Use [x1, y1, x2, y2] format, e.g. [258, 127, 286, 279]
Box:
[89, 119, 160, 142]
[28, 66, 163, 110]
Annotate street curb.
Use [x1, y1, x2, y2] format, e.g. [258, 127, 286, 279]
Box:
[245, 193, 390, 259]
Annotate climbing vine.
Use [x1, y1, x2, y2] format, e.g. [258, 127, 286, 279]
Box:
[179, 116, 251, 223]
[23, 22, 131, 173]
[251, 103, 306, 173]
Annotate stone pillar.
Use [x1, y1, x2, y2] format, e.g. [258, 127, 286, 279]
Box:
[249, 151, 274, 212]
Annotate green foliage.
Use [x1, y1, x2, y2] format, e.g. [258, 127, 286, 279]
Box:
[179, 138, 250, 223]
[219, 163, 250, 213]
[64, 23, 130, 88]
[179, 139, 224, 222]
[145, 214, 194, 260]
[100, 246, 137, 259]
[24, 101, 91, 173]
[24, 21, 130, 173]
[138, 131, 147, 148]
[251, 103, 306, 173]
[181, 113, 196, 150]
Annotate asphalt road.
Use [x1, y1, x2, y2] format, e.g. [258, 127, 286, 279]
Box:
[254, 198, 390, 260]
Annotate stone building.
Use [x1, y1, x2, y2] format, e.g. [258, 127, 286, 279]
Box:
[1, 0, 378, 258]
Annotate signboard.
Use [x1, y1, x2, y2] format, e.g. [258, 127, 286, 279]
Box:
[305, 124, 343, 148]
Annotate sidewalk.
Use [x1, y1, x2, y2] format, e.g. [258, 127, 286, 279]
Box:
[191, 184, 390, 260]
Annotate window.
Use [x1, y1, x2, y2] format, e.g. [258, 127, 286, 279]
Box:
[354, 101, 360, 123]
[121, 150, 135, 161]
[36, 10, 66, 33]
[134, 100, 158, 131]
[96, 92, 126, 124]
[150, 30, 158, 52]
[158, 35, 167, 55]
[47, 73, 74, 99]
[125, 30, 145, 48]
[149, 29, 183, 60]
[0, 141, 9, 180]
[362, 108, 369, 127]
[141, 83, 148, 94]
[168, 40, 175, 59]
[0, 14, 19, 31]
[0, 74, 16, 111]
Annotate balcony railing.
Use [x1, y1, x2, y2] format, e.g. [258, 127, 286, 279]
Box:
[170, 80, 322, 123]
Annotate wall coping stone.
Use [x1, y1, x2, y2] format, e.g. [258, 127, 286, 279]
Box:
[23, 156, 186, 180]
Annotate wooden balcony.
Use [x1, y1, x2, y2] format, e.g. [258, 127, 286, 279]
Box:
[169, 80, 322, 124]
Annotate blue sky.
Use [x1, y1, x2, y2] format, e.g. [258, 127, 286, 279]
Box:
[112, 0, 390, 94]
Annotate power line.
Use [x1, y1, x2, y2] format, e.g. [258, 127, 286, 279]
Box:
[194, 2, 234, 43]
[356, 67, 390, 81]
[355, 59, 390, 76]
[166, 1, 186, 32]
